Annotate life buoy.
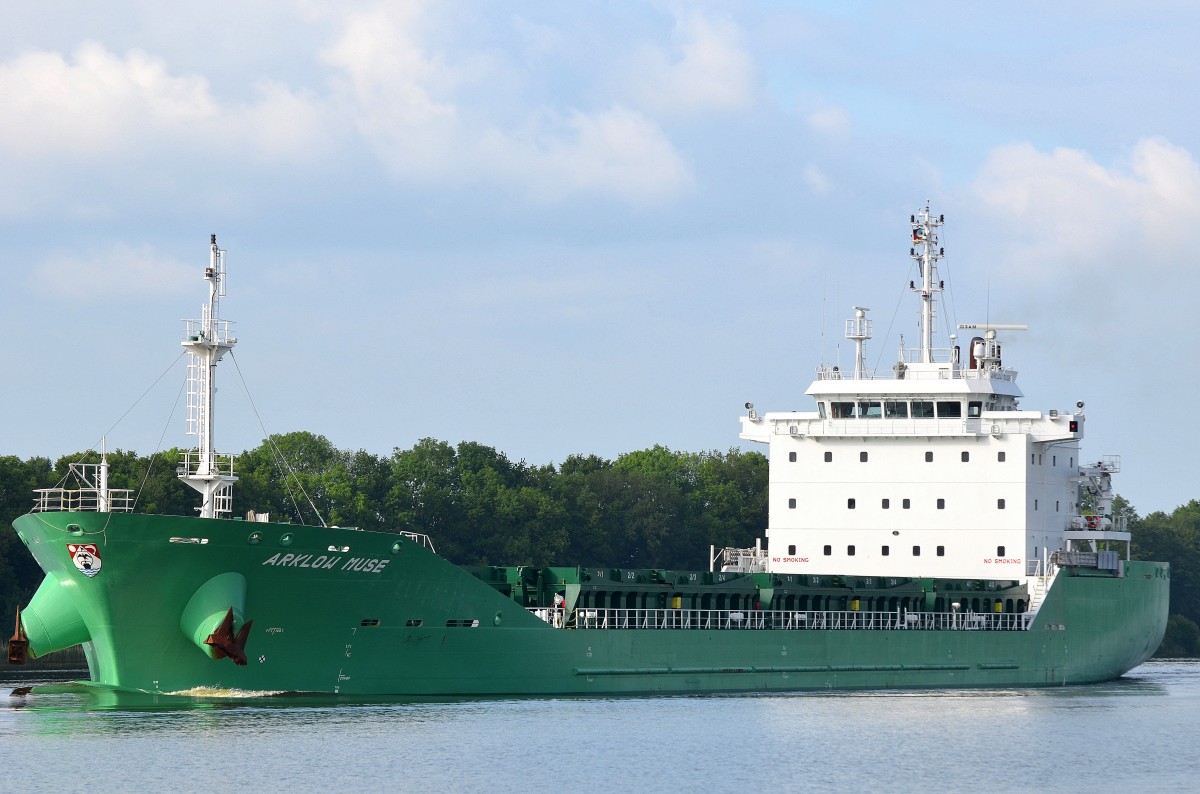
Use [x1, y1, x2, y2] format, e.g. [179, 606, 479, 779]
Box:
[1085, 515, 1099, 529]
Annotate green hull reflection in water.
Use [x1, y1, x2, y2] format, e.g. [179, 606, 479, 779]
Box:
[10, 511, 1169, 697]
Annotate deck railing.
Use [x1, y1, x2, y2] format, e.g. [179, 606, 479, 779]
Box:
[530, 607, 1030, 632]
[32, 487, 134, 513]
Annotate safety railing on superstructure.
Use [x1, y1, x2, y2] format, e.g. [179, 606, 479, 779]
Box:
[530, 607, 1030, 632]
[815, 361, 1017, 383]
[32, 487, 134, 513]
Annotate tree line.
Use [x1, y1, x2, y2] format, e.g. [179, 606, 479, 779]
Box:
[0, 433, 768, 630]
[2, 432, 1197, 656]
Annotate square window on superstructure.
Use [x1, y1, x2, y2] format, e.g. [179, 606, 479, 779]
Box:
[936, 401, 962, 418]
[937, 546, 945, 556]
[823, 545, 832, 556]
[882, 498, 890, 509]
[824, 451, 833, 463]
[961, 451, 970, 462]
[937, 498, 945, 509]
[847, 545, 856, 556]
[998, 498, 1006, 509]
[885, 401, 908, 418]
[968, 401, 982, 417]
[788, 545, 796, 555]
[913, 546, 921, 556]
[882, 545, 890, 556]
[847, 498, 856, 509]
[789, 451, 797, 462]
[902, 498, 911, 509]
[788, 498, 797, 509]
[860, 451, 868, 462]
[831, 401, 855, 418]
[998, 451, 1006, 462]
[912, 401, 934, 418]
[925, 451, 933, 463]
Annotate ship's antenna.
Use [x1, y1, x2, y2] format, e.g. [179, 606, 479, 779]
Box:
[179, 235, 238, 519]
[909, 202, 945, 363]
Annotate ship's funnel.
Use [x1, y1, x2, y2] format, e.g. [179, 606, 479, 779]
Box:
[180, 572, 250, 662]
[20, 576, 92, 658]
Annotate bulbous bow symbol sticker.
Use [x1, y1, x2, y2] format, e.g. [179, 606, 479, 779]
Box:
[67, 543, 102, 578]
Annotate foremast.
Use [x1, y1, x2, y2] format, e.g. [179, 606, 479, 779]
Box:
[179, 235, 238, 518]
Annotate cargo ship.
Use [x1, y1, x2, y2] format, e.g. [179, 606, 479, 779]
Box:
[7, 210, 1169, 697]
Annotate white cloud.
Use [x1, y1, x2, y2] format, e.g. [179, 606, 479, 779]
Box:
[802, 163, 831, 195]
[0, 42, 216, 158]
[806, 105, 852, 139]
[0, 40, 331, 173]
[0, 4, 695, 209]
[29, 243, 193, 302]
[320, 3, 693, 202]
[626, 8, 756, 116]
[488, 106, 693, 203]
[971, 137, 1200, 277]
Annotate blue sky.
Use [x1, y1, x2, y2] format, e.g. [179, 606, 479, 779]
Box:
[2, 1, 1197, 515]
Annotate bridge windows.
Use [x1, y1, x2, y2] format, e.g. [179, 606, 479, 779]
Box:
[936, 401, 961, 418]
[857, 401, 882, 418]
[912, 401, 934, 418]
[885, 400, 908, 418]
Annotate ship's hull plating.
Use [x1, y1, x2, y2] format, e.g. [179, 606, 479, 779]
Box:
[11, 512, 1170, 696]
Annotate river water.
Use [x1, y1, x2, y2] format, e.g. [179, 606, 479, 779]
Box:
[3, 660, 1197, 793]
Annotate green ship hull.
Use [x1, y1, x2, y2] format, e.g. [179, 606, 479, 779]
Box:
[10, 511, 1169, 696]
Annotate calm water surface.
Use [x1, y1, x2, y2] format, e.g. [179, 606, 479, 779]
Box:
[3, 661, 1197, 793]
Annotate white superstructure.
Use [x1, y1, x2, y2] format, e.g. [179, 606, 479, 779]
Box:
[740, 205, 1129, 583]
